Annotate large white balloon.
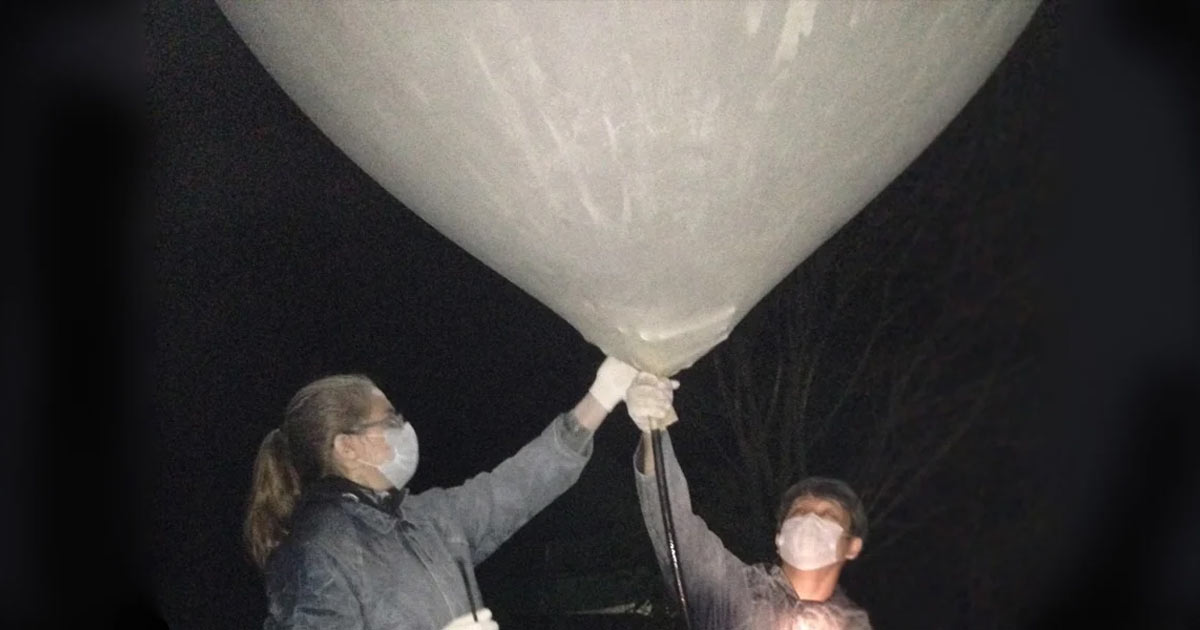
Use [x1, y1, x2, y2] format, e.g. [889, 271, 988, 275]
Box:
[216, 0, 1039, 375]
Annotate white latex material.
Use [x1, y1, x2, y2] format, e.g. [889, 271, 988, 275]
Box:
[442, 608, 498, 630]
[216, 1, 1039, 375]
[626, 373, 680, 432]
[588, 356, 639, 412]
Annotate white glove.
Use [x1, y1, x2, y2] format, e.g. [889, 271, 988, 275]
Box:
[587, 356, 639, 412]
[626, 372, 679, 432]
[441, 608, 498, 630]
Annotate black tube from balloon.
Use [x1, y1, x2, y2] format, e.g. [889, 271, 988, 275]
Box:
[455, 558, 478, 621]
[652, 427, 692, 630]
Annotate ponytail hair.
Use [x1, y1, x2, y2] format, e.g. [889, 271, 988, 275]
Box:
[243, 374, 377, 569]
[244, 428, 301, 569]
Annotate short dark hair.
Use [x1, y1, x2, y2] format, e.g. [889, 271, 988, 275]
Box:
[775, 477, 868, 542]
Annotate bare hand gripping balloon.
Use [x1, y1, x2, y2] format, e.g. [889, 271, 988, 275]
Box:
[215, 1, 1040, 376]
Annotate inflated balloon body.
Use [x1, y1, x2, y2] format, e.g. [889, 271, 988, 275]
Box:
[216, 1, 1039, 376]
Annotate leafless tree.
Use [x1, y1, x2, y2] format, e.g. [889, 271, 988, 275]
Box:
[674, 147, 1043, 567]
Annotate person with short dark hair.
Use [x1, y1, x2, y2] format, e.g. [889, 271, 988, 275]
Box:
[627, 373, 872, 629]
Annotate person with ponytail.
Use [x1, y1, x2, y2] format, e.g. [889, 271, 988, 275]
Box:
[244, 358, 638, 630]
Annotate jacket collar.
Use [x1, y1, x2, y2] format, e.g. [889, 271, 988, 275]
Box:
[764, 563, 850, 605]
[301, 476, 412, 534]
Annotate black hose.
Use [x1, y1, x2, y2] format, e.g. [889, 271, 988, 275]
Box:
[651, 428, 692, 630]
[455, 559, 478, 621]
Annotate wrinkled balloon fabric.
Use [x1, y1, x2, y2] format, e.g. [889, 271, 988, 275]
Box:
[636, 433, 872, 630]
[214, 1, 1040, 376]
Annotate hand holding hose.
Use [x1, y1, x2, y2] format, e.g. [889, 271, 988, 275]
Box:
[626, 372, 680, 432]
[441, 608, 498, 630]
[628, 371, 693, 629]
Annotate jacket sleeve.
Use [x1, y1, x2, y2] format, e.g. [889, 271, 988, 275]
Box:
[422, 411, 594, 564]
[635, 430, 751, 627]
[264, 543, 363, 630]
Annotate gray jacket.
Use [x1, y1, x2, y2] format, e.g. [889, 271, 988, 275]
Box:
[264, 412, 595, 630]
[635, 432, 872, 630]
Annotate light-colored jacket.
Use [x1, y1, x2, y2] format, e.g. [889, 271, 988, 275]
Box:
[264, 412, 594, 630]
[635, 432, 872, 630]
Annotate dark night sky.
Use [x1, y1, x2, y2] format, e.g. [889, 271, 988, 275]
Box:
[4, 1, 1199, 628]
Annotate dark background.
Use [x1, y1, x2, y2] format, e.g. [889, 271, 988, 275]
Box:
[3, 0, 1197, 627]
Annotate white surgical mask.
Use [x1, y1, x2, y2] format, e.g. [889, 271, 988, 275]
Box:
[775, 513, 845, 571]
[360, 422, 419, 489]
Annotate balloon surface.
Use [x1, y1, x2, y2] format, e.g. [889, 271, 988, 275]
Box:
[216, 0, 1039, 375]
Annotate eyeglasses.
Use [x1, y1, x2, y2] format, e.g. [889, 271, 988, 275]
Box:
[349, 412, 406, 434]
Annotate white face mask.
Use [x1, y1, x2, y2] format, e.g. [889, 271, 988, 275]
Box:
[360, 422, 419, 489]
[775, 513, 845, 571]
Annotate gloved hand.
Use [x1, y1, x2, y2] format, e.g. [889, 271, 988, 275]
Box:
[626, 372, 679, 432]
[587, 356, 639, 412]
[441, 608, 499, 630]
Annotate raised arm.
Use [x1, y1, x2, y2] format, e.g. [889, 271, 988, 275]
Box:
[416, 357, 638, 563]
[628, 374, 752, 626]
